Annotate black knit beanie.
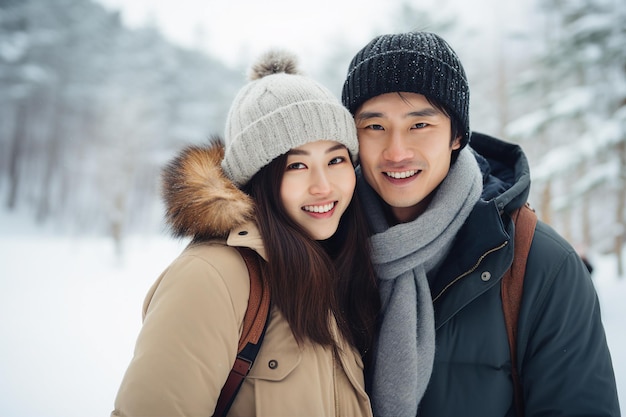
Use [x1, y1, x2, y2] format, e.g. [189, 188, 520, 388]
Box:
[341, 31, 470, 149]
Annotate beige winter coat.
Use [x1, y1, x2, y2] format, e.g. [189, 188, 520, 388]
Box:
[111, 143, 373, 417]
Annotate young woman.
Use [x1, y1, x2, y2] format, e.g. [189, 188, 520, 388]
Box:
[111, 50, 379, 417]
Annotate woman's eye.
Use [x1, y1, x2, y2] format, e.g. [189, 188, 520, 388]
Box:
[329, 156, 346, 165]
[286, 162, 306, 170]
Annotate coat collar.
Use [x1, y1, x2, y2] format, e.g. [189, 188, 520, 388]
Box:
[227, 220, 268, 261]
[469, 132, 531, 214]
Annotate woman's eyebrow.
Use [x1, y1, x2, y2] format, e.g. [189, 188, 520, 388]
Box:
[325, 144, 346, 153]
[288, 144, 346, 156]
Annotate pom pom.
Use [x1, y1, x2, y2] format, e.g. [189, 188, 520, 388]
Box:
[249, 49, 300, 80]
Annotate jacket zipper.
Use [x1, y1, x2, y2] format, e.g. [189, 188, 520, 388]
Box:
[432, 241, 509, 303]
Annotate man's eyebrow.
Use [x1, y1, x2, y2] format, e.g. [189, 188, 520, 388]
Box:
[407, 108, 441, 117]
[356, 108, 441, 122]
[355, 111, 383, 122]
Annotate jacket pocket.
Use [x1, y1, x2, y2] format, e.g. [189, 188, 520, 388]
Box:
[247, 343, 301, 381]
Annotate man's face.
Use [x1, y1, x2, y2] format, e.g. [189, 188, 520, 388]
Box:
[355, 92, 461, 223]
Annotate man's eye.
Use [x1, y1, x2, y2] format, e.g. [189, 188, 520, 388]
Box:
[360, 123, 384, 130]
[413, 122, 428, 129]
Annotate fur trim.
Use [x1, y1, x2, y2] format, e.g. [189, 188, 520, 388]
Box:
[161, 138, 254, 238]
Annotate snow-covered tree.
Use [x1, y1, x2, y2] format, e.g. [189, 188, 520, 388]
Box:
[0, 0, 241, 247]
[507, 0, 626, 274]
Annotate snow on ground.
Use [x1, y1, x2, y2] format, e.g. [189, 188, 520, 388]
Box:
[0, 209, 623, 416]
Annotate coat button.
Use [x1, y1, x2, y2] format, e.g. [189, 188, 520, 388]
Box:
[238, 230, 248, 236]
[480, 271, 491, 281]
[268, 359, 278, 369]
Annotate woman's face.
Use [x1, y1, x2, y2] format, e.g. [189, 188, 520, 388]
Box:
[280, 140, 356, 240]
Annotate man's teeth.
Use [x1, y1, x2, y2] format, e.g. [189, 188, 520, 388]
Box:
[303, 202, 335, 213]
[385, 170, 417, 179]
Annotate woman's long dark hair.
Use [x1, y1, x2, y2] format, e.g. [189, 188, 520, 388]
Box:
[243, 152, 380, 359]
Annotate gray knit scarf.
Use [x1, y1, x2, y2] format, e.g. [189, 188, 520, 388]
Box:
[358, 148, 482, 417]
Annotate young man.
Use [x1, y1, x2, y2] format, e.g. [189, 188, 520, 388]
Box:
[342, 31, 620, 417]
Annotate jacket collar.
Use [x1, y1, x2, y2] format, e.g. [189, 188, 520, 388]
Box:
[227, 220, 268, 261]
[469, 132, 531, 214]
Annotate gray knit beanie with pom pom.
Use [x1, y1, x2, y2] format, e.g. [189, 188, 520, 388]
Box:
[222, 50, 359, 187]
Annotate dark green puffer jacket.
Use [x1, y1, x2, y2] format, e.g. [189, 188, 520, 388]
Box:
[418, 133, 620, 417]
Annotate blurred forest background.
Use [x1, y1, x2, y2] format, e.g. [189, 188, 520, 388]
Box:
[1, 0, 625, 273]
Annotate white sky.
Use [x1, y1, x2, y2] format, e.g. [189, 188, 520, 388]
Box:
[94, 0, 532, 72]
[96, 0, 397, 69]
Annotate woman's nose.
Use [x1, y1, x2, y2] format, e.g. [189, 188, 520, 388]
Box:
[309, 169, 332, 195]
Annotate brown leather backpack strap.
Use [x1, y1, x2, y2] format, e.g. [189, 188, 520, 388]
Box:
[236, 247, 271, 350]
[501, 203, 537, 417]
[213, 247, 271, 417]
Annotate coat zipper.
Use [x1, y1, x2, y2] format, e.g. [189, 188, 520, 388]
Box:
[432, 241, 509, 303]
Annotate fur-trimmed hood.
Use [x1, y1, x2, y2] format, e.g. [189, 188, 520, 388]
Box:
[161, 138, 254, 239]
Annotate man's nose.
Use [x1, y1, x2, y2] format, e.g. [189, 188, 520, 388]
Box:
[383, 132, 413, 162]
